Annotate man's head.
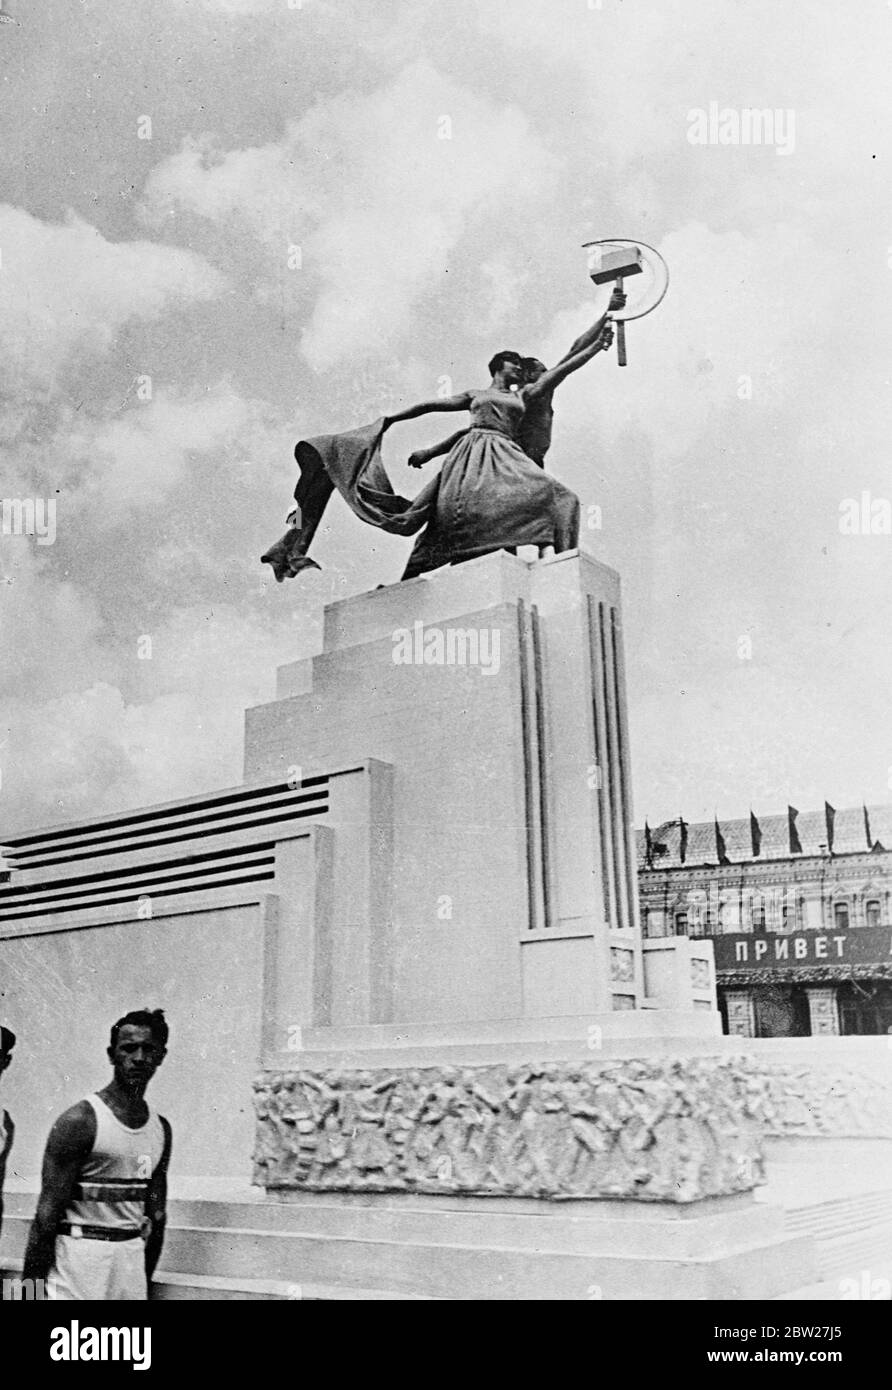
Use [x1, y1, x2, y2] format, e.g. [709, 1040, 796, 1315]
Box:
[488, 350, 523, 386]
[0, 1025, 14, 1078]
[107, 1009, 168, 1093]
[521, 357, 546, 385]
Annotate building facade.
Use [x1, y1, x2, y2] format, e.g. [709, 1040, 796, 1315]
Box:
[636, 804, 892, 1037]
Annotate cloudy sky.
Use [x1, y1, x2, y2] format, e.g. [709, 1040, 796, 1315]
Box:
[1, 0, 890, 835]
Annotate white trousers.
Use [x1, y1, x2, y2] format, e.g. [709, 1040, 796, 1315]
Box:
[49, 1234, 147, 1300]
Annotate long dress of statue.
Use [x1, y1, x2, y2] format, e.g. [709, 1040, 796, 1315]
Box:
[262, 323, 616, 583]
[402, 387, 579, 578]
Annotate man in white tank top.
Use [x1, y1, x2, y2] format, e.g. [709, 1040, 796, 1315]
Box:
[0, 1025, 16, 1242]
[23, 1009, 172, 1301]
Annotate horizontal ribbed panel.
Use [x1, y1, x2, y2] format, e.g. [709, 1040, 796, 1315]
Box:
[0, 852, 275, 922]
[0, 777, 329, 925]
[2, 778, 328, 873]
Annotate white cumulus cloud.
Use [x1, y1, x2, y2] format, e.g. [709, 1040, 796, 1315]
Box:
[0, 205, 227, 394]
[140, 61, 555, 368]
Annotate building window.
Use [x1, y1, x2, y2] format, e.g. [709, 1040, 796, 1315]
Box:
[648, 910, 666, 938]
[865, 899, 882, 929]
[834, 900, 850, 931]
[686, 891, 708, 937]
[674, 910, 688, 937]
[753, 898, 766, 931]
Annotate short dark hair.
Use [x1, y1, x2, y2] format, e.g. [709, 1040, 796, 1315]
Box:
[521, 357, 545, 375]
[488, 350, 523, 377]
[109, 1009, 169, 1051]
[0, 1026, 15, 1055]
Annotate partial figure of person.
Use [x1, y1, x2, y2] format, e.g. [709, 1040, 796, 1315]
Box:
[23, 1009, 172, 1301]
[406, 291, 623, 474]
[261, 336, 608, 583]
[0, 1025, 16, 1241]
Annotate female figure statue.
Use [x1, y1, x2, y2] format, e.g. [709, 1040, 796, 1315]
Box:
[261, 331, 610, 584]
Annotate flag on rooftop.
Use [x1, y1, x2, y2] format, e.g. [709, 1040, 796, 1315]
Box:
[714, 816, 730, 866]
[788, 805, 802, 855]
[750, 810, 761, 858]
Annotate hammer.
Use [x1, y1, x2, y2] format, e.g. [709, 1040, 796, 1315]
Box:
[585, 243, 643, 367]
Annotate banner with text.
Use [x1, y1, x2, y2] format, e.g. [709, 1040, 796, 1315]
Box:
[712, 926, 892, 970]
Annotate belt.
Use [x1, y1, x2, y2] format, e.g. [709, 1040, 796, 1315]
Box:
[72, 1181, 150, 1203]
[59, 1222, 146, 1242]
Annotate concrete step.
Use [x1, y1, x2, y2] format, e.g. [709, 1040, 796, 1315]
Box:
[4, 1179, 891, 1301]
[777, 1258, 892, 1301]
[0, 1193, 791, 1261]
[0, 1255, 437, 1302]
[814, 1226, 892, 1280]
[0, 1206, 814, 1301]
[775, 1186, 892, 1278]
[785, 1193, 892, 1234]
[154, 1272, 438, 1301]
[152, 1220, 815, 1301]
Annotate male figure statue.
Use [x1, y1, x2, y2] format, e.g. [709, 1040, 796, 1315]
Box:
[406, 291, 624, 473]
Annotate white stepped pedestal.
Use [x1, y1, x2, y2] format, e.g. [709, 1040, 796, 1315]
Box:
[241, 550, 816, 1298]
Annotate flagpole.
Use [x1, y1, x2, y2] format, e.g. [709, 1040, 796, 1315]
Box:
[863, 802, 873, 852]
